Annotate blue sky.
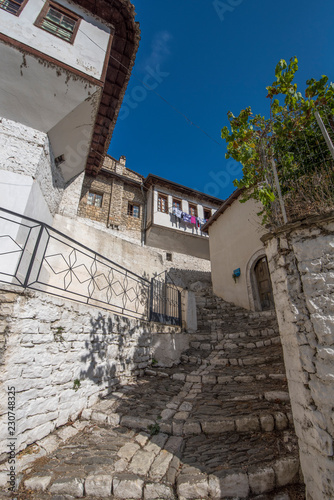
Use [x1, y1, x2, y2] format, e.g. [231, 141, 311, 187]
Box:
[108, 0, 334, 201]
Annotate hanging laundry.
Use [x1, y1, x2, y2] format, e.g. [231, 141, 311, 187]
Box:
[172, 207, 183, 218]
[190, 216, 196, 224]
[182, 213, 192, 223]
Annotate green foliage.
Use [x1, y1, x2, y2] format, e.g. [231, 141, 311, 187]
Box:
[73, 379, 81, 392]
[148, 416, 162, 436]
[221, 57, 334, 224]
[54, 327, 65, 343]
[148, 422, 160, 436]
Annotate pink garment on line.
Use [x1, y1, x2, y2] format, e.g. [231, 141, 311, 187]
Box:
[191, 216, 196, 224]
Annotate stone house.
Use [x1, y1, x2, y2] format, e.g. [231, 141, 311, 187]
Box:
[76, 155, 223, 260]
[77, 155, 146, 244]
[144, 174, 222, 259]
[0, 0, 140, 223]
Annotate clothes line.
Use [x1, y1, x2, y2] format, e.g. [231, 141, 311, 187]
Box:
[171, 207, 207, 228]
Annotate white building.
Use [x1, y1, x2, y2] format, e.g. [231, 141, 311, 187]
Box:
[145, 174, 222, 259]
[0, 0, 139, 223]
[202, 189, 275, 311]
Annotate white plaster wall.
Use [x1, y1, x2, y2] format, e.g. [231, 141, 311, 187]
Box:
[53, 214, 166, 279]
[264, 217, 334, 500]
[53, 214, 211, 288]
[0, 287, 181, 455]
[48, 91, 101, 182]
[208, 196, 266, 310]
[0, 0, 110, 79]
[146, 225, 210, 260]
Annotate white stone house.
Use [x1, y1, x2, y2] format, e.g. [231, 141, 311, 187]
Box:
[202, 189, 275, 311]
[0, 0, 140, 223]
[144, 174, 222, 260]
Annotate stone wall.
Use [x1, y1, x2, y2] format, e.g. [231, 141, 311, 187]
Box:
[0, 117, 65, 220]
[263, 213, 334, 500]
[53, 214, 211, 286]
[77, 172, 145, 243]
[0, 286, 184, 456]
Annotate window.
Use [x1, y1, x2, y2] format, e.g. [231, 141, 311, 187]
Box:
[0, 0, 27, 16]
[128, 203, 140, 218]
[158, 193, 168, 213]
[172, 198, 181, 211]
[87, 192, 102, 208]
[204, 208, 212, 220]
[35, 1, 80, 43]
[189, 204, 197, 217]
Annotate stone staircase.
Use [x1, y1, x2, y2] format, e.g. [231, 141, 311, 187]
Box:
[14, 285, 305, 499]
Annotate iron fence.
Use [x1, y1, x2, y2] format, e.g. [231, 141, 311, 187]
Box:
[263, 105, 334, 226]
[0, 207, 182, 325]
[149, 271, 182, 326]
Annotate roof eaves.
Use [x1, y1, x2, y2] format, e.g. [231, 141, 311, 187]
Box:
[79, 0, 140, 176]
[144, 174, 224, 205]
[201, 188, 244, 231]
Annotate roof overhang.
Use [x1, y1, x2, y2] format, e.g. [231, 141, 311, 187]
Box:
[77, 0, 140, 176]
[144, 174, 224, 206]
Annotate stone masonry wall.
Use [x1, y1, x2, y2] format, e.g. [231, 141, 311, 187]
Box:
[0, 117, 65, 217]
[263, 214, 334, 500]
[77, 173, 144, 242]
[0, 286, 182, 456]
[78, 173, 112, 224]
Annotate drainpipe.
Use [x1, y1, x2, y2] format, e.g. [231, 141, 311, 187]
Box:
[141, 183, 147, 246]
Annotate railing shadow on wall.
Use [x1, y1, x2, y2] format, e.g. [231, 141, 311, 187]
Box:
[0, 207, 182, 326]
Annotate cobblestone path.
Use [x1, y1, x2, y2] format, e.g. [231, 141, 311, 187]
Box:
[0, 285, 305, 499]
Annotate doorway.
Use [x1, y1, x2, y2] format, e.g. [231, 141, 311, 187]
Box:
[254, 256, 274, 311]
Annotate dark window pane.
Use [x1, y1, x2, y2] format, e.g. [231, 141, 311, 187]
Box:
[0, 0, 24, 14]
[40, 5, 77, 41]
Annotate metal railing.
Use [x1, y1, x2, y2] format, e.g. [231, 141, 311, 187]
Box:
[263, 105, 334, 226]
[0, 207, 182, 325]
[149, 271, 182, 326]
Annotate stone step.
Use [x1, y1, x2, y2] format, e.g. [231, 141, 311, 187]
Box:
[19, 428, 181, 499]
[189, 334, 281, 351]
[145, 364, 287, 386]
[162, 411, 293, 437]
[17, 425, 304, 499]
[178, 433, 303, 499]
[180, 349, 283, 369]
[196, 318, 279, 332]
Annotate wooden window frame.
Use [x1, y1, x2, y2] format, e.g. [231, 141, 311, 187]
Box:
[189, 203, 198, 217]
[34, 1, 81, 44]
[204, 208, 212, 220]
[128, 202, 140, 218]
[157, 193, 168, 214]
[87, 191, 103, 208]
[172, 198, 182, 211]
[0, 0, 29, 16]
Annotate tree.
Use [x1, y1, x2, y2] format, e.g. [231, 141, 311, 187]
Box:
[221, 57, 334, 224]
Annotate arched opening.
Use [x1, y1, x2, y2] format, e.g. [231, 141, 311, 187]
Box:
[246, 250, 275, 311]
[253, 256, 274, 311]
